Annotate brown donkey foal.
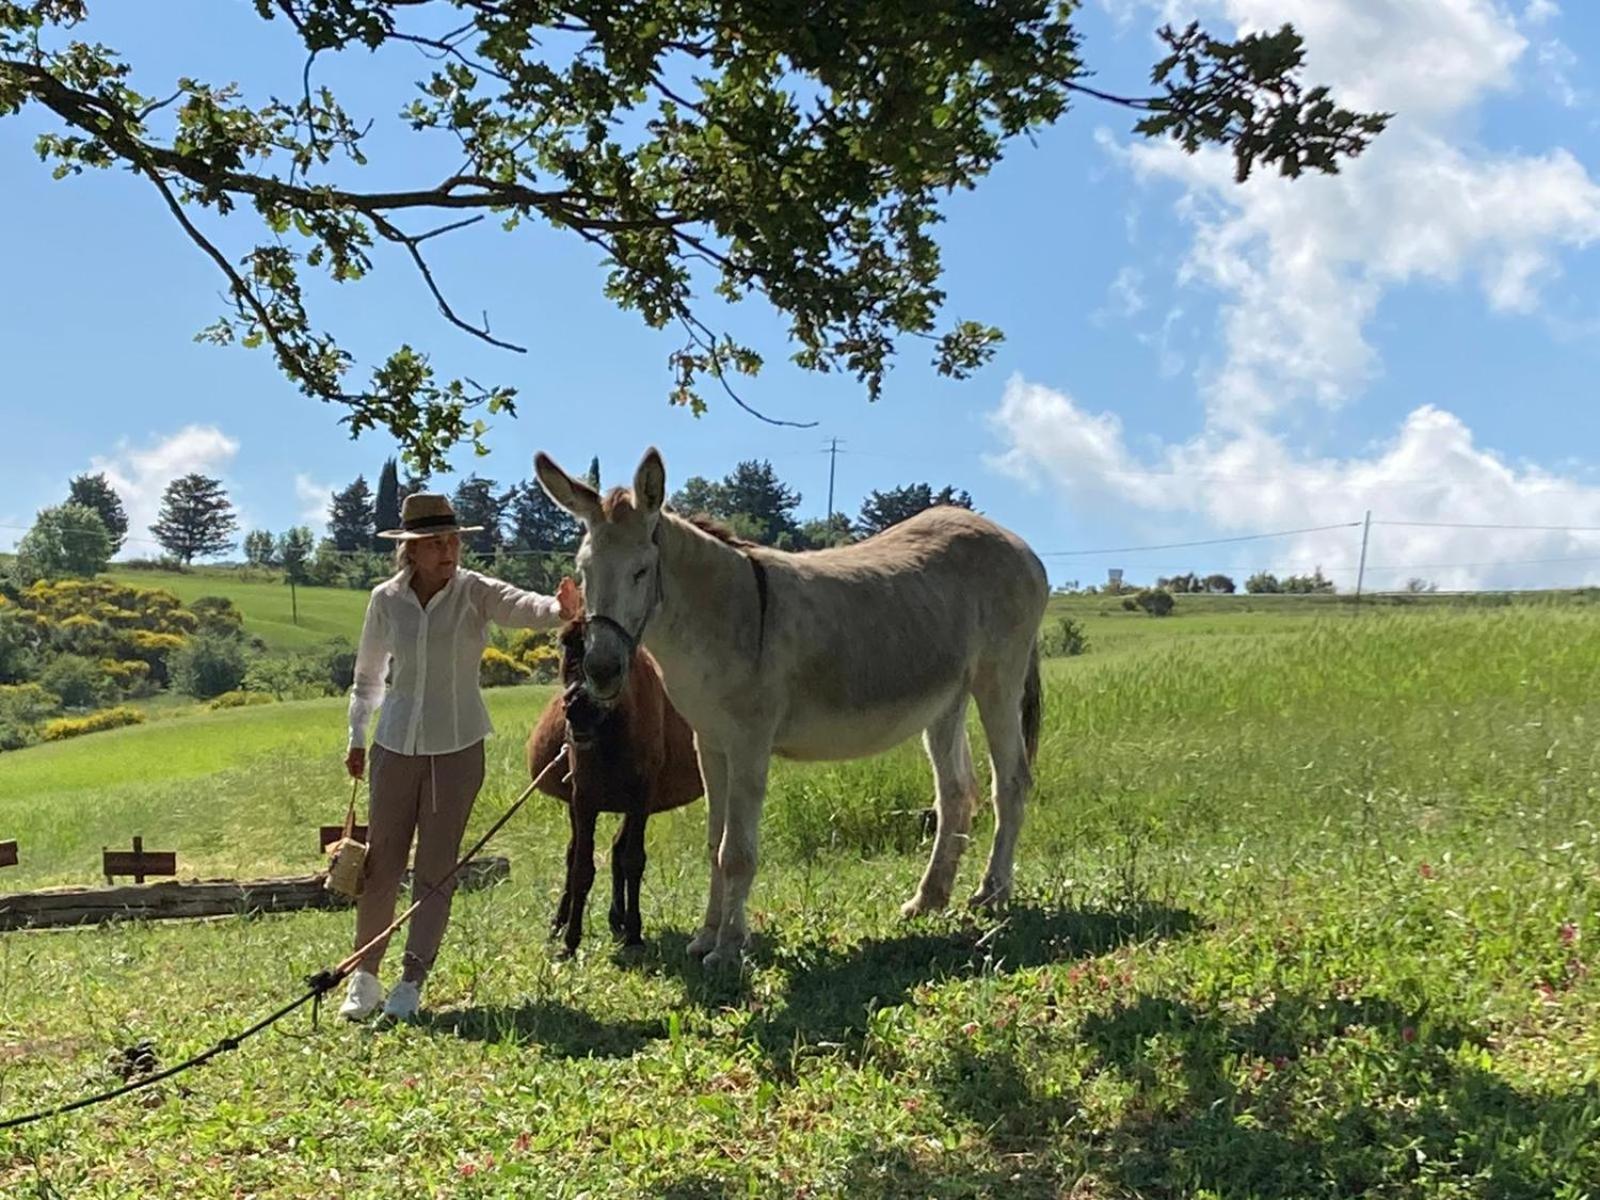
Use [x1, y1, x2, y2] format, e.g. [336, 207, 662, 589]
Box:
[526, 579, 703, 954]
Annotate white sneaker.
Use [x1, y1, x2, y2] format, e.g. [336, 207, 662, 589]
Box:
[382, 979, 422, 1021]
[338, 969, 384, 1021]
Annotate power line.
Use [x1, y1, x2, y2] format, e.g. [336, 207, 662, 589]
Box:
[1367, 552, 1600, 571]
[1375, 520, 1600, 533]
[1038, 522, 1361, 558]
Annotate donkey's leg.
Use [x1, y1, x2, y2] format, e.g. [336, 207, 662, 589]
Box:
[608, 821, 628, 937]
[971, 661, 1035, 909]
[703, 748, 772, 971]
[550, 835, 575, 936]
[687, 743, 729, 959]
[619, 809, 648, 947]
[562, 804, 599, 955]
[903, 691, 979, 917]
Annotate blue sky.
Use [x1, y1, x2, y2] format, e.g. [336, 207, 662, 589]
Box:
[3, 0, 1599, 590]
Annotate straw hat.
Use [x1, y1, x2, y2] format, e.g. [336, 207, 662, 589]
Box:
[376, 492, 484, 541]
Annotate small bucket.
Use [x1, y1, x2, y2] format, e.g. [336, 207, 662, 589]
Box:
[325, 780, 368, 900]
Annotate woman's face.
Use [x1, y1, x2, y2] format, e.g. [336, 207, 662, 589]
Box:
[410, 532, 461, 580]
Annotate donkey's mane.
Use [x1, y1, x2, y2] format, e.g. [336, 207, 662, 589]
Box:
[598, 488, 754, 546]
[677, 510, 760, 549]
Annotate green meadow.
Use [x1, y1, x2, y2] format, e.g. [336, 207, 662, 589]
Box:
[1, 604, 1596, 1197]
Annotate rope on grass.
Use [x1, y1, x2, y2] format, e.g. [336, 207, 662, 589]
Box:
[0, 747, 570, 1133]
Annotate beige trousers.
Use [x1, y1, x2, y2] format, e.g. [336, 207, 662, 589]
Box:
[354, 739, 486, 983]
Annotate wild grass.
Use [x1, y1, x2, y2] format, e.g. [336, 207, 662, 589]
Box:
[0, 608, 1596, 1197]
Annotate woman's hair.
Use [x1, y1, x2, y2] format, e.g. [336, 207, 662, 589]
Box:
[392, 532, 459, 573]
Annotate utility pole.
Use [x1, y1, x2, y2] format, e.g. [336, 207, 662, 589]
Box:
[824, 437, 843, 530]
[1353, 509, 1372, 610]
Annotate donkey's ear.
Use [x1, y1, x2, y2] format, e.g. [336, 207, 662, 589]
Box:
[535, 452, 603, 524]
[556, 575, 584, 621]
[633, 446, 666, 516]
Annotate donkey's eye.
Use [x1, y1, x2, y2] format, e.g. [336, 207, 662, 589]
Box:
[633, 568, 648, 583]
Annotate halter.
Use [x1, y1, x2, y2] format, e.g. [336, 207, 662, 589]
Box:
[581, 518, 770, 679]
[582, 522, 664, 666]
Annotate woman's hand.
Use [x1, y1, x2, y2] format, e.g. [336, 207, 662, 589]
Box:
[345, 746, 366, 780]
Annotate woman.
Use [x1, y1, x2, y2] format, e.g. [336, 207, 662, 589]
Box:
[340, 492, 563, 1021]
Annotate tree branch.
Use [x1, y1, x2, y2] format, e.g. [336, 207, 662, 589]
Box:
[8, 61, 689, 230]
[137, 162, 353, 404]
[1063, 81, 1158, 111]
[369, 212, 526, 352]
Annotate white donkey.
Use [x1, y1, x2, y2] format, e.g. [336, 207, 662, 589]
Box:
[536, 447, 1048, 968]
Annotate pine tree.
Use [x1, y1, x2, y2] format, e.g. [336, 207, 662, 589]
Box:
[856, 482, 973, 537]
[720, 460, 801, 544]
[450, 475, 504, 555]
[502, 480, 580, 552]
[66, 472, 129, 555]
[149, 474, 239, 564]
[328, 476, 375, 552]
[373, 457, 402, 547]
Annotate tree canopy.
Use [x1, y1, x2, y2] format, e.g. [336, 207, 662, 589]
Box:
[856, 482, 973, 537]
[17, 502, 112, 578]
[1, 2, 1386, 471]
[66, 472, 129, 554]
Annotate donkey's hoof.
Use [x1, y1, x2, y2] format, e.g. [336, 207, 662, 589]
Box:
[900, 891, 948, 919]
[686, 928, 717, 959]
[701, 945, 744, 972]
[967, 883, 1012, 911]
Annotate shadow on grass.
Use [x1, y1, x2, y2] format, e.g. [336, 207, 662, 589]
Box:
[650, 1177, 736, 1200]
[419, 999, 664, 1059]
[864, 985, 1600, 1200]
[862, 990, 1600, 1199]
[631, 901, 1199, 1074]
[1073, 992, 1599, 1199]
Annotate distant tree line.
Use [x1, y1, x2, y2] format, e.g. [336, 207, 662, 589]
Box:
[11, 453, 987, 593]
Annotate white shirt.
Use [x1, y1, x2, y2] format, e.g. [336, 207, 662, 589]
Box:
[347, 568, 563, 756]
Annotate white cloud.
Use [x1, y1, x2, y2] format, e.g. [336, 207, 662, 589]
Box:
[1095, 266, 1147, 323]
[1120, 133, 1600, 425]
[995, 2, 1600, 591]
[90, 425, 240, 554]
[1522, 0, 1560, 28]
[1101, 0, 1524, 119]
[294, 474, 336, 531]
[1536, 38, 1583, 108]
[988, 376, 1600, 591]
[1095, 1, 1600, 427]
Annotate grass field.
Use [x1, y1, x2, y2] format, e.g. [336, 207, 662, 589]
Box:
[2, 606, 1598, 1197]
[103, 569, 371, 653]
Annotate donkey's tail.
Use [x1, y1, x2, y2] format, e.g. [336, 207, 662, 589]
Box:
[1021, 637, 1043, 768]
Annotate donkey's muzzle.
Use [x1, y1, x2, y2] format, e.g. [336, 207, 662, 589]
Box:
[562, 678, 614, 747]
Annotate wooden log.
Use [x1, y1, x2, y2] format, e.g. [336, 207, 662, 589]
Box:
[0, 840, 16, 869]
[0, 856, 510, 932]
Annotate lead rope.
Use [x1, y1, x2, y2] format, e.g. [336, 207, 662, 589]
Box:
[0, 745, 571, 1133]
